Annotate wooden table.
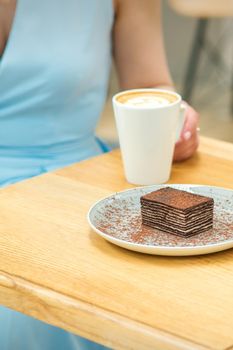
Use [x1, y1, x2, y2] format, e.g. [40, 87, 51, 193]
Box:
[0, 136, 233, 350]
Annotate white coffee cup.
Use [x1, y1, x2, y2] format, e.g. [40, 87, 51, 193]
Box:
[112, 88, 186, 185]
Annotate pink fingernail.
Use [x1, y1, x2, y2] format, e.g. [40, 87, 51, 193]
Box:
[184, 131, 191, 141]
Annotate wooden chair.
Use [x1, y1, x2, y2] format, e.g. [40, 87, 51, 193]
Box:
[168, 0, 233, 110]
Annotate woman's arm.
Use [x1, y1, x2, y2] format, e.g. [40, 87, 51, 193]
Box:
[113, 0, 199, 161]
[113, 0, 173, 89]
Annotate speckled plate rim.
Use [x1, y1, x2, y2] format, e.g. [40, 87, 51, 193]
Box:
[87, 184, 233, 256]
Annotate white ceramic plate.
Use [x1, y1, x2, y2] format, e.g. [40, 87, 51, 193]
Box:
[87, 184, 233, 256]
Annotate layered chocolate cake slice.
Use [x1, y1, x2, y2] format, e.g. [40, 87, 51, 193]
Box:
[140, 187, 214, 237]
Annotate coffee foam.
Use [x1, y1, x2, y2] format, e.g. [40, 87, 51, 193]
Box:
[124, 95, 170, 107]
[116, 91, 178, 107]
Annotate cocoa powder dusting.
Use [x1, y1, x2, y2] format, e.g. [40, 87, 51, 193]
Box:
[93, 186, 233, 248]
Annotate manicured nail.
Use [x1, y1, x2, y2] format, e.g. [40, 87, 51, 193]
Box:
[184, 131, 191, 141]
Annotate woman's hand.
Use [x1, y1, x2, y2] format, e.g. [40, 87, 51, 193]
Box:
[173, 103, 200, 162]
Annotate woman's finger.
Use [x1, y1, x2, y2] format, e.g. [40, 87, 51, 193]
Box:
[173, 132, 199, 162]
[180, 104, 199, 140]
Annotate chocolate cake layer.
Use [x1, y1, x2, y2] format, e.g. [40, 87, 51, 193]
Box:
[141, 208, 213, 227]
[140, 187, 214, 237]
[141, 187, 212, 209]
[141, 203, 213, 225]
[141, 201, 213, 218]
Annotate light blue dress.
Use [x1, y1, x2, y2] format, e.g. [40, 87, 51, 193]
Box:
[0, 0, 113, 349]
[0, 0, 113, 187]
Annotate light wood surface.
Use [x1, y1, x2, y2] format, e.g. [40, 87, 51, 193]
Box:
[168, 0, 233, 17]
[0, 136, 233, 350]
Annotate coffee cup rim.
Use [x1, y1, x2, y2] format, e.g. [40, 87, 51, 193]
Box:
[112, 88, 182, 109]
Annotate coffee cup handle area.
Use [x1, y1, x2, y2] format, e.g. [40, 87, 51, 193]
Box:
[175, 102, 186, 142]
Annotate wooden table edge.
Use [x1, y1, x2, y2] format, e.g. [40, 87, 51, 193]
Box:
[0, 270, 209, 350]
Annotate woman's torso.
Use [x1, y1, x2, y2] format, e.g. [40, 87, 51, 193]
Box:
[0, 0, 113, 186]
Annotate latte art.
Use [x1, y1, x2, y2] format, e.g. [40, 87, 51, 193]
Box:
[125, 95, 171, 107]
[116, 91, 178, 107]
